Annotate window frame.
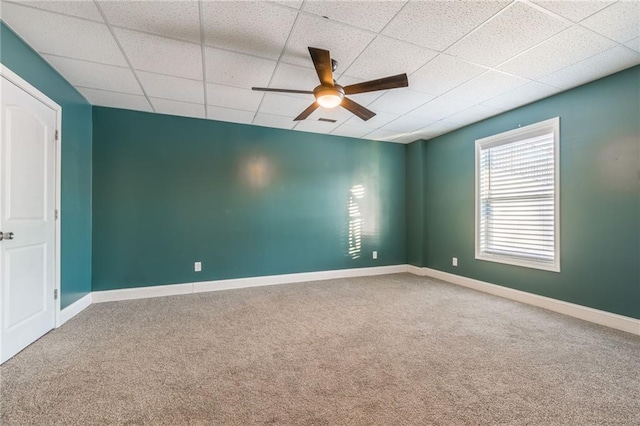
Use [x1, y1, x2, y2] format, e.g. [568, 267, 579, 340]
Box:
[474, 117, 560, 272]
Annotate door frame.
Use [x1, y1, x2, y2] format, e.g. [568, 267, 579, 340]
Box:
[0, 64, 62, 359]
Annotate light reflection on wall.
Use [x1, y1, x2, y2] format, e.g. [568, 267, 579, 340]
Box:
[348, 184, 365, 259]
[241, 155, 273, 189]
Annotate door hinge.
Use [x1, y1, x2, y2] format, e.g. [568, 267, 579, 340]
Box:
[54, 289, 58, 300]
[55, 130, 59, 141]
[55, 209, 59, 220]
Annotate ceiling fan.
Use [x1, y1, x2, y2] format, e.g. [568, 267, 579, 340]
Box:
[252, 47, 409, 121]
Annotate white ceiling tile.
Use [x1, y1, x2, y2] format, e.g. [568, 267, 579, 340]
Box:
[205, 47, 277, 88]
[409, 54, 486, 96]
[344, 110, 399, 129]
[5, 0, 634, 140]
[539, 46, 640, 90]
[381, 115, 435, 133]
[368, 89, 434, 115]
[394, 133, 422, 144]
[330, 124, 375, 139]
[99, 0, 201, 43]
[259, 93, 314, 118]
[201, 1, 297, 60]
[272, 1, 303, 9]
[389, 134, 414, 144]
[498, 26, 616, 79]
[344, 36, 437, 81]
[253, 113, 297, 130]
[406, 96, 475, 121]
[150, 98, 205, 119]
[625, 37, 640, 53]
[581, 1, 640, 43]
[382, 1, 510, 51]
[78, 87, 152, 112]
[269, 62, 321, 96]
[114, 28, 202, 80]
[411, 129, 445, 140]
[444, 104, 502, 125]
[364, 129, 405, 142]
[446, 2, 568, 67]
[293, 119, 341, 134]
[445, 70, 528, 104]
[43, 54, 142, 95]
[207, 83, 264, 112]
[414, 119, 462, 137]
[2, 3, 127, 66]
[207, 106, 255, 125]
[483, 81, 560, 110]
[302, 1, 407, 33]
[12, 0, 104, 21]
[137, 71, 204, 104]
[281, 14, 375, 70]
[532, 0, 615, 22]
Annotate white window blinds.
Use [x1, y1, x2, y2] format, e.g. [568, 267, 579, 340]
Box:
[476, 118, 559, 272]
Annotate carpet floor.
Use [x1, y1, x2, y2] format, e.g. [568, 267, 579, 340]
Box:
[1, 274, 639, 425]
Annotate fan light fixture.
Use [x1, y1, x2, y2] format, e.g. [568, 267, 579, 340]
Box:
[314, 86, 344, 108]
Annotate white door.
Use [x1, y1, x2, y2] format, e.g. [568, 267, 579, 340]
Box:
[0, 75, 57, 363]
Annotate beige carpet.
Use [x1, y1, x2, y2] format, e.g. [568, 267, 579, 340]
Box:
[1, 273, 639, 425]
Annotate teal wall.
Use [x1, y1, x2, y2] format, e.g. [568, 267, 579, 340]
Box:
[3, 16, 637, 319]
[92, 108, 406, 291]
[405, 141, 425, 266]
[1, 23, 92, 309]
[409, 66, 639, 319]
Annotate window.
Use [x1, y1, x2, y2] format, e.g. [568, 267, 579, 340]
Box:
[475, 117, 560, 272]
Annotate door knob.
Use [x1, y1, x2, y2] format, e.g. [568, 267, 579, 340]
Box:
[0, 231, 14, 241]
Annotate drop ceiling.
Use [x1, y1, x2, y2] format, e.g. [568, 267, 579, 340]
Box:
[2, 0, 639, 143]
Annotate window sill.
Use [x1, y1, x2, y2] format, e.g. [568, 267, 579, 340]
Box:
[475, 253, 560, 273]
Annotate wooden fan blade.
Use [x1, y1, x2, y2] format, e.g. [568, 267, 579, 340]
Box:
[308, 47, 334, 87]
[343, 73, 408, 95]
[341, 97, 376, 121]
[294, 102, 320, 121]
[252, 87, 314, 94]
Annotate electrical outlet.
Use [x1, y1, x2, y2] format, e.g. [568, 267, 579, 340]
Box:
[373, 251, 378, 260]
[452, 257, 458, 267]
[194, 262, 202, 272]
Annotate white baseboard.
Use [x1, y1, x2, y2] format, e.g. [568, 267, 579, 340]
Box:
[76, 264, 640, 336]
[93, 265, 408, 303]
[409, 266, 640, 336]
[58, 293, 92, 326]
[406, 264, 426, 276]
[92, 282, 193, 303]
